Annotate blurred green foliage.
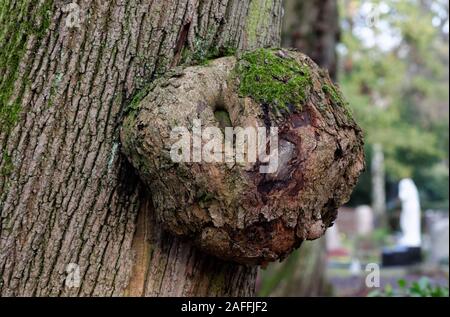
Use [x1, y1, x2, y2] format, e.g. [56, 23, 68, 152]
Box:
[339, 0, 449, 210]
[368, 277, 449, 297]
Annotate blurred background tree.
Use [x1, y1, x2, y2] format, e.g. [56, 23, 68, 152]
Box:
[340, 0, 449, 211]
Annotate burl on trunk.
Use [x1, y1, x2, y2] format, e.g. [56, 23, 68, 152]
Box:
[121, 48, 364, 266]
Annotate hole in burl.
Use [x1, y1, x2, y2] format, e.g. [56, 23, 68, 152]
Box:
[214, 105, 235, 149]
[214, 108, 232, 130]
[334, 146, 343, 160]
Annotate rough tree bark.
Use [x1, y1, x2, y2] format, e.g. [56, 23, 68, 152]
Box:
[0, 0, 284, 297]
[259, 0, 341, 297]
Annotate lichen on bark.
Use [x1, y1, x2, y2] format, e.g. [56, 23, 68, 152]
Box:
[121, 48, 365, 265]
[246, 0, 274, 46]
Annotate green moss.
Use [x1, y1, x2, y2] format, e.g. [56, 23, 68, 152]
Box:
[236, 49, 311, 115]
[182, 38, 237, 66]
[126, 67, 180, 116]
[1, 151, 14, 176]
[197, 191, 215, 205]
[0, 0, 54, 132]
[177, 25, 238, 66]
[322, 83, 354, 119]
[0, 102, 21, 130]
[127, 86, 150, 116]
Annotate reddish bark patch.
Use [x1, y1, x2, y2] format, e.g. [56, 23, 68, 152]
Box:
[291, 111, 311, 128]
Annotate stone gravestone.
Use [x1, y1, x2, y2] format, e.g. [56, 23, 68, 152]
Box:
[326, 224, 342, 252]
[355, 205, 374, 236]
[430, 220, 449, 264]
[426, 211, 449, 264]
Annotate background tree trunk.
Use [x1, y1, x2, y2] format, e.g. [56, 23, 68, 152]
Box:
[258, 0, 340, 297]
[0, 0, 283, 297]
[371, 143, 387, 228]
[282, 0, 340, 79]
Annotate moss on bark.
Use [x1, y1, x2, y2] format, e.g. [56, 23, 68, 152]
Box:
[0, 0, 53, 131]
[322, 83, 353, 119]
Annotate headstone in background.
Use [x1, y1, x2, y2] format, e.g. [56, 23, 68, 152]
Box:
[355, 205, 374, 236]
[326, 224, 342, 251]
[335, 206, 357, 236]
[425, 210, 449, 264]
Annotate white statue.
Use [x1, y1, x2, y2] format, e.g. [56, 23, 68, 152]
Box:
[398, 178, 421, 247]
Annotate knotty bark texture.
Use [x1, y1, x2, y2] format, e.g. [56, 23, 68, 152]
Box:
[121, 49, 365, 265]
[0, 0, 283, 296]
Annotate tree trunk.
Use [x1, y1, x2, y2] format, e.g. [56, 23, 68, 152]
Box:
[0, 0, 283, 297]
[282, 0, 340, 80]
[259, 0, 340, 297]
[371, 143, 387, 228]
[258, 238, 329, 297]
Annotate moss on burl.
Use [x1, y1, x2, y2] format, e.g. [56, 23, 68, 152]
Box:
[236, 49, 311, 116]
[322, 83, 353, 119]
